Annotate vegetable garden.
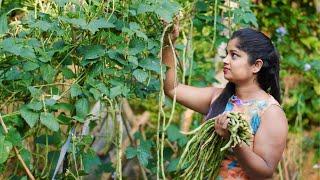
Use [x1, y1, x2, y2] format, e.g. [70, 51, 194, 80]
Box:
[0, 0, 319, 179]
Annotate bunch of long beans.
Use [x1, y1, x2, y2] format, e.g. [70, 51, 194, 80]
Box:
[177, 112, 253, 180]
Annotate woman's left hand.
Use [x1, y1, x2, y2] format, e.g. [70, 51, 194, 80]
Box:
[214, 112, 231, 139]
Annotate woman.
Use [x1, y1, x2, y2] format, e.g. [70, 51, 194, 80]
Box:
[162, 25, 288, 179]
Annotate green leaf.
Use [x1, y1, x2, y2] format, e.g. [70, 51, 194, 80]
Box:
[86, 18, 115, 34]
[133, 69, 148, 82]
[0, 136, 13, 164]
[20, 176, 27, 180]
[57, 114, 72, 124]
[23, 61, 39, 71]
[178, 136, 188, 147]
[110, 85, 123, 99]
[107, 49, 127, 65]
[121, 85, 130, 97]
[133, 132, 143, 140]
[137, 145, 151, 167]
[72, 116, 85, 123]
[60, 17, 87, 28]
[47, 151, 60, 172]
[82, 150, 101, 173]
[128, 22, 148, 40]
[140, 140, 153, 151]
[129, 22, 140, 31]
[243, 12, 257, 27]
[96, 83, 109, 96]
[61, 67, 75, 79]
[96, 162, 114, 174]
[20, 108, 39, 128]
[135, 31, 148, 40]
[6, 128, 22, 146]
[301, 37, 320, 50]
[137, 4, 154, 14]
[154, 1, 181, 23]
[125, 147, 137, 159]
[75, 98, 89, 119]
[128, 38, 146, 55]
[139, 57, 161, 74]
[20, 148, 32, 169]
[107, 32, 125, 45]
[52, 103, 74, 112]
[83, 45, 105, 60]
[167, 124, 185, 142]
[40, 112, 60, 132]
[45, 98, 56, 106]
[239, 0, 250, 9]
[35, 133, 61, 145]
[167, 158, 180, 172]
[70, 84, 82, 98]
[2, 114, 24, 128]
[122, 27, 134, 36]
[0, 38, 19, 55]
[54, 0, 68, 7]
[38, 50, 53, 62]
[0, 38, 35, 59]
[0, 13, 9, 35]
[147, 40, 158, 50]
[30, 20, 53, 32]
[4, 67, 21, 80]
[82, 135, 94, 144]
[28, 86, 42, 98]
[19, 47, 36, 59]
[40, 64, 56, 83]
[163, 147, 173, 161]
[196, 1, 208, 12]
[26, 101, 43, 111]
[128, 56, 138, 68]
[28, 38, 41, 48]
[89, 88, 101, 100]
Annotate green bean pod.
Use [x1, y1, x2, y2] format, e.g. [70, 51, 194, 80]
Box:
[177, 112, 253, 179]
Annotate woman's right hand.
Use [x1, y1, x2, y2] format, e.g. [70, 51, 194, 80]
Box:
[214, 112, 231, 139]
[163, 17, 180, 46]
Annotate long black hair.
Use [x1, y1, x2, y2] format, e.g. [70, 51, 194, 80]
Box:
[206, 28, 281, 120]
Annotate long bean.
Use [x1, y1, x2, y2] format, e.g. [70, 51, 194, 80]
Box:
[177, 112, 252, 179]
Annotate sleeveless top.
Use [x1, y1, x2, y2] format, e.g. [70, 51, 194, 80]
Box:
[205, 94, 281, 180]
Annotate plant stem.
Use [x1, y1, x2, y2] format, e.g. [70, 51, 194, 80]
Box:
[40, 130, 49, 177]
[114, 101, 122, 180]
[164, 35, 178, 131]
[72, 133, 80, 179]
[120, 102, 148, 180]
[210, 0, 218, 51]
[158, 22, 174, 180]
[0, 114, 35, 180]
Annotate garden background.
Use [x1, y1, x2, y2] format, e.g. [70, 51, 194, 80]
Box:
[0, 0, 319, 179]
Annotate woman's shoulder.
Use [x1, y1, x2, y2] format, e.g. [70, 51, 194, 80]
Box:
[249, 93, 284, 120]
[259, 94, 287, 123]
[254, 94, 287, 137]
[259, 102, 288, 136]
[260, 94, 282, 113]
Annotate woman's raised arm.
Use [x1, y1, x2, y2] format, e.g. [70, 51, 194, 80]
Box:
[162, 23, 223, 114]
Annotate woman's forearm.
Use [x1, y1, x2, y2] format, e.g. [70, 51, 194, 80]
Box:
[233, 144, 274, 179]
[162, 46, 179, 97]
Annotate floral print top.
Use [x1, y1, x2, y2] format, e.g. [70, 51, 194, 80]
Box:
[206, 94, 281, 180]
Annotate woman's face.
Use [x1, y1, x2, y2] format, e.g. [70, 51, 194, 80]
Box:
[222, 38, 256, 84]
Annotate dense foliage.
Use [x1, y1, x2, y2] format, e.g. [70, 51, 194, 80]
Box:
[0, 0, 318, 179]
